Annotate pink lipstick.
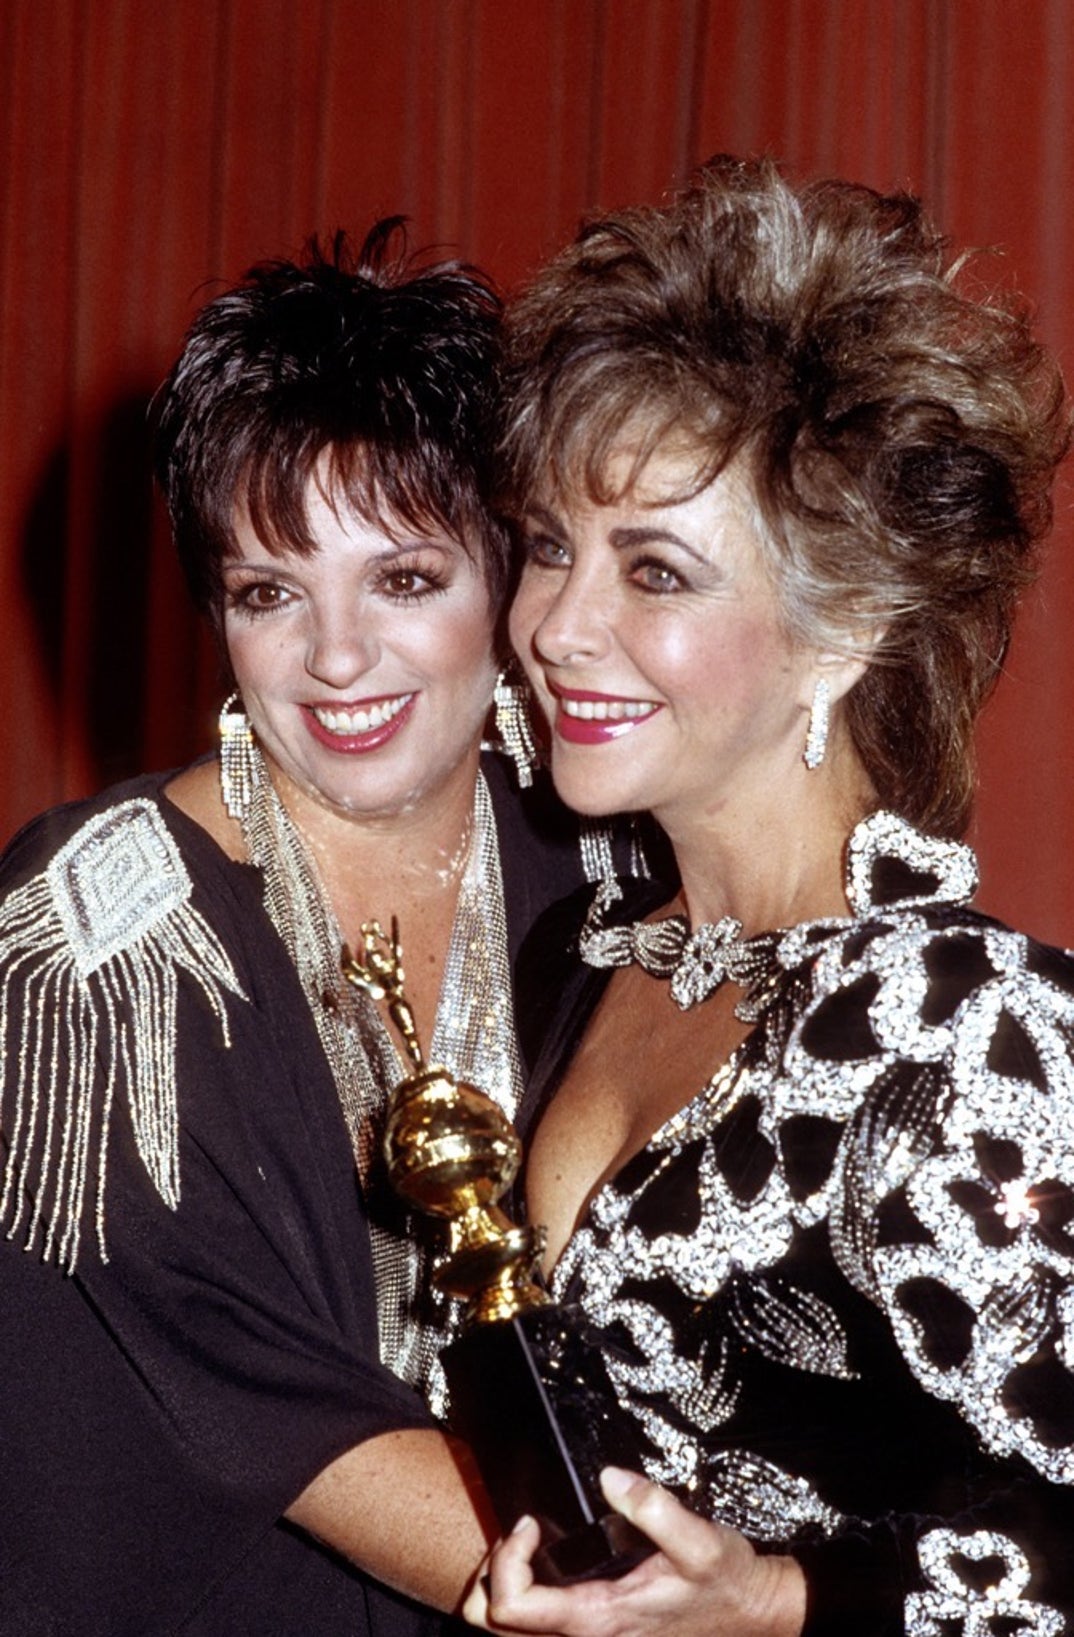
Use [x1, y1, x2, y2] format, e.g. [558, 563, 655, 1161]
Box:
[553, 688, 662, 746]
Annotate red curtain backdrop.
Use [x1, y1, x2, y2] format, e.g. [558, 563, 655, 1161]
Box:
[3, 0, 1072, 939]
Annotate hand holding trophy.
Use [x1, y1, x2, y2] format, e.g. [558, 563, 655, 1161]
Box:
[342, 919, 654, 1585]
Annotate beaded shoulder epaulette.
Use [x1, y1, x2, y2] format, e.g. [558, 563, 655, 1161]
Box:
[0, 799, 247, 1269]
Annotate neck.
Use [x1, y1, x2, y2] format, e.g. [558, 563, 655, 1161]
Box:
[267, 746, 483, 930]
[656, 742, 873, 937]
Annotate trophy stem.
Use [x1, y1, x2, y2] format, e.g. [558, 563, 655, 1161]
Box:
[433, 1207, 549, 1321]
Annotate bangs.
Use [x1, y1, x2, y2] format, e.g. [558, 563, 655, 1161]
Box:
[230, 435, 484, 566]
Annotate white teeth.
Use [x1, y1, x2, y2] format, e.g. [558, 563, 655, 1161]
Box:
[313, 694, 413, 735]
[560, 697, 656, 721]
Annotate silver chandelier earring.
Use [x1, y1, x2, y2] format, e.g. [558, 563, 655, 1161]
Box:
[218, 692, 260, 818]
[493, 662, 539, 788]
[803, 677, 830, 771]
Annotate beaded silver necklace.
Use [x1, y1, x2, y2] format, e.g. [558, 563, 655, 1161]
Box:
[580, 897, 782, 1022]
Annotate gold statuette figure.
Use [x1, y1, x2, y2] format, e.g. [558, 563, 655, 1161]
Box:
[341, 918, 548, 1324]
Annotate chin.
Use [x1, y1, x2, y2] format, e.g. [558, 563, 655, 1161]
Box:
[550, 771, 634, 819]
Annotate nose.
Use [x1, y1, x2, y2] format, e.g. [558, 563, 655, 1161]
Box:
[522, 564, 609, 670]
[304, 606, 379, 689]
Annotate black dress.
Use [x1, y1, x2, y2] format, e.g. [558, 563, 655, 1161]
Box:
[0, 759, 587, 1636]
[518, 812, 1074, 1635]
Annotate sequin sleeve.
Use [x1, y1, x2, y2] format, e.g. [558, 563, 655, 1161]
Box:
[785, 909, 1074, 1634]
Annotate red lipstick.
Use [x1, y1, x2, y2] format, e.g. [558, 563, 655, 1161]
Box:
[302, 693, 417, 754]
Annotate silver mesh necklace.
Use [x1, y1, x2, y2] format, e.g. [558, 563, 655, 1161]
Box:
[238, 747, 521, 1411]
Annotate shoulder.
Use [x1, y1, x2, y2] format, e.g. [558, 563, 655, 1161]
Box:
[0, 767, 256, 1270]
[1, 762, 258, 945]
[0, 771, 176, 887]
[774, 814, 1074, 1182]
[782, 809, 1074, 1073]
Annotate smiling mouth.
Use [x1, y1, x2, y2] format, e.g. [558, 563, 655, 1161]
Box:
[553, 691, 663, 745]
[311, 695, 415, 735]
[559, 697, 659, 722]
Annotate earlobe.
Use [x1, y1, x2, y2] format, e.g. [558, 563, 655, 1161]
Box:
[812, 649, 871, 707]
[809, 619, 885, 707]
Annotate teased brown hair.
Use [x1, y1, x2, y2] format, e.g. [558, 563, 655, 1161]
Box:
[499, 156, 1069, 836]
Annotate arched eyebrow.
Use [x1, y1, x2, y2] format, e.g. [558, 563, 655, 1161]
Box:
[525, 504, 708, 566]
[607, 525, 707, 565]
[522, 501, 567, 535]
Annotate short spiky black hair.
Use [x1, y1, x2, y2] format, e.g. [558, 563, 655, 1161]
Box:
[154, 220, 508, 623]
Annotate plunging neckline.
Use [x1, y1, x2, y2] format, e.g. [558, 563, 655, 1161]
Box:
[543, 1031, 756, 1290]
[523, 809, 983, 1286]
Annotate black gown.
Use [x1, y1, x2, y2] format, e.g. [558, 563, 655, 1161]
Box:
[0, 758, 587, 1636]
[518, 811, 1074, 1635]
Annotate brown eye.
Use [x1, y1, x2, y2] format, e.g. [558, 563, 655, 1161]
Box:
[377, 561, 448, 601]
[246, 583, 285, 608]
[225, 579, 293, 617]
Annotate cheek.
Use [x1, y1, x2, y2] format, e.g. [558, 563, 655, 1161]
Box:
[426, 600, 497, 691]
[626, 618, 702, 696]
[649, 614, 793, 711]
[508, 575, 548, 659]
[232, 623, 296, 687]
[222, 620, 268, 695]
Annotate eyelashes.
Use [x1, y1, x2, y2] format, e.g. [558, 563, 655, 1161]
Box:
[225, 581, 293, 619]
[627, 555, 687, 595]
[372, 566, 451, 602]
[223, 560, 452, 619]
[521, 532, 571, 570]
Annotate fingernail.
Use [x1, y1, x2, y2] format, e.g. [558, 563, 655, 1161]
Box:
[511, 1513, 536, 1534]
[600, 1466, 639, 1501]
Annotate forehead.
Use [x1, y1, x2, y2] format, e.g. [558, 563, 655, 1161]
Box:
[536, 438, 757, 528]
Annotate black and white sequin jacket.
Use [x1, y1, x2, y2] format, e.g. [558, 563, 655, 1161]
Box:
[519, 812, 1074, 1636]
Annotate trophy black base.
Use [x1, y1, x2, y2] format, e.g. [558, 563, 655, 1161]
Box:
[441, 1307, 655, 1586]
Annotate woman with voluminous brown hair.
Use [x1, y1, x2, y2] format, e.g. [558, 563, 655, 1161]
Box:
[471, 156, 1074, 1637]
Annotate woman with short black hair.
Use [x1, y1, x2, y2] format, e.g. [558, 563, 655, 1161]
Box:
[0, 223, 602, 1634]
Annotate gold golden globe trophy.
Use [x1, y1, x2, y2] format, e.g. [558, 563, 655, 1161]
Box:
[342, 919, 653, 1585]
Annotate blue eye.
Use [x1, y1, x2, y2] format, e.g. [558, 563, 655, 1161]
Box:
[524, 533, 571, 569]
[630, 557, 685, 594]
